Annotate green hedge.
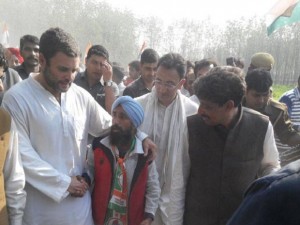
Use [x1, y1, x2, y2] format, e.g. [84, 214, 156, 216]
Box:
[272, 85, 295, 100]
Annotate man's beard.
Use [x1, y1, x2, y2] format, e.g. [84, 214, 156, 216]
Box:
[43, 65, 71, 93]
[109, 124, 135, 147]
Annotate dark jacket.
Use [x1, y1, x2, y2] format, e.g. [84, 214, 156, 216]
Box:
[123, 77, 150, 98]
[184, 107, 269, 225]
[227, 159, 300, 225]
[14, 63, 29, 80]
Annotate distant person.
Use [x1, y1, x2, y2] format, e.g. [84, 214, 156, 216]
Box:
[124, 60, 140, 86]
[0, 44, 21, 104]
[189, 58, 218, 105]
[5, 47, 23, 68]
[181, 60, 195, 97]
[74, 45, 119, 113]
[112, 65, 126, 96]
[243, 69, 300, 166]
[194, 58, 218, 77]
[227, 159, 300, 225]
[226, 57, 244, 69]
[2, 27, 156, 225]
[248, 52, 274, 72]
[0, 108, 26, 225]
[90, 96, 160, 225]
[184, 66, 280, 225]
[14, 35, 40, 79]
[123, 49, 159, 98]
[136, 53, 198, 225]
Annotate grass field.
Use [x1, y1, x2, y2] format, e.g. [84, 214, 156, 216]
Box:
[272, 84, 295, 100]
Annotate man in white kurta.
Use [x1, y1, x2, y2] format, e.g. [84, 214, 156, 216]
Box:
[2, 74, 111, 225]
[135, 53, 198, 225]
[1, 27, 112, 225]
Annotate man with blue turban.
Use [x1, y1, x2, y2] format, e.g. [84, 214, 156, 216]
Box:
[89, 96, 161, 225]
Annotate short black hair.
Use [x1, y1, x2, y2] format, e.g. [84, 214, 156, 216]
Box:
[194, 58, 218, 75]
[194, 66, 245, 107]
[39, 27, 80, 64]
[20, 34, 39, 50]
[113, 65, 125, 80]
[158, 53, 186, 79]
[128, 60, 140, 71]
[245, 69, 273, 92]
[140, 48, 159, 64]
[86, 45, 109, 61]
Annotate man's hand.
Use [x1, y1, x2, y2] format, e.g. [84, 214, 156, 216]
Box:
[142, 137, 157, 161]
[140, 218, 152, 225]
[101, 61, 112, 82]
[67, 176, 89, 197]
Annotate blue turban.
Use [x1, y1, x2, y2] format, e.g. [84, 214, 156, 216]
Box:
[111, 96, 144, 128]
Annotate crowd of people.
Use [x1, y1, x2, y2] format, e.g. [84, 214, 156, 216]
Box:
[1, 27, 300, 225]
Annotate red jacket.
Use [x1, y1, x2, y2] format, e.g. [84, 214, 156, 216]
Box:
[92, 139, 149, 225]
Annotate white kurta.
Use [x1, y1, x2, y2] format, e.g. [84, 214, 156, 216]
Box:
[2, 75, 112, 225]
[136, 90, 198, 225]
[3, 117, 26, 225]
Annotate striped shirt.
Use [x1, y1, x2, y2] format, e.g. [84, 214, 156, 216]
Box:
[277, 87, 300, 166]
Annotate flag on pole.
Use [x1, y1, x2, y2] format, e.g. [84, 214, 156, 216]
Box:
[84, 41, 92, 58]
[137, 41, 146, 59]
[267, 0, 300, 35]
[1, 23, 9, 47]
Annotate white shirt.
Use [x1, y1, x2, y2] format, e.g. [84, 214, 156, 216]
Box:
[2, 75, 112, 225]
[189, 94, 200, 106]
[2, 117, 26, 225]
[260, 121, 281, 175]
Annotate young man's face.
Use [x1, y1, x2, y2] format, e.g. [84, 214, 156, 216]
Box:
[140, 62, 157, 83]
[154, 66, 184, 107]
[85, 55, 107, 81]
[129, 66, 140, 80]
[184, 68, 196, 94]
[40, 52, 80, 95]
[111, 105, 135, 146]
[245, 89, 270, 112]
[21, 42, 39, 67]
[196, 66, 211, 77]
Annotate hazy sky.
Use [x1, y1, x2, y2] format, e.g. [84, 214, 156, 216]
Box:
[103, 0, 277, 24]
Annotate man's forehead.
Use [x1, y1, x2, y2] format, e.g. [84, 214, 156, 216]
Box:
[156, 66, 181, 80]
[87, 54, 107, 61]
[141, 62, 157, 68]
[247, 89, 270, 95]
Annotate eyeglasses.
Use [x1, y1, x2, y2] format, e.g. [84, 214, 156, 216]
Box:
[154, 79, 182, 90]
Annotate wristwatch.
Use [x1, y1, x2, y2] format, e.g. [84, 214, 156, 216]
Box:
[104, 80, 113, 87]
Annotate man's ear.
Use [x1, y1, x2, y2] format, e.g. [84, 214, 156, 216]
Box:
[39, 53, 46, 68]
[225, 100, 235, 110]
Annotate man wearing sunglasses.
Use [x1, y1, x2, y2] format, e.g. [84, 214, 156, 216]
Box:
[136, 53, 198, 225]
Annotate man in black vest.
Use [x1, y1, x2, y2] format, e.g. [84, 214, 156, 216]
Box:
[184, 66, 280, 225]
